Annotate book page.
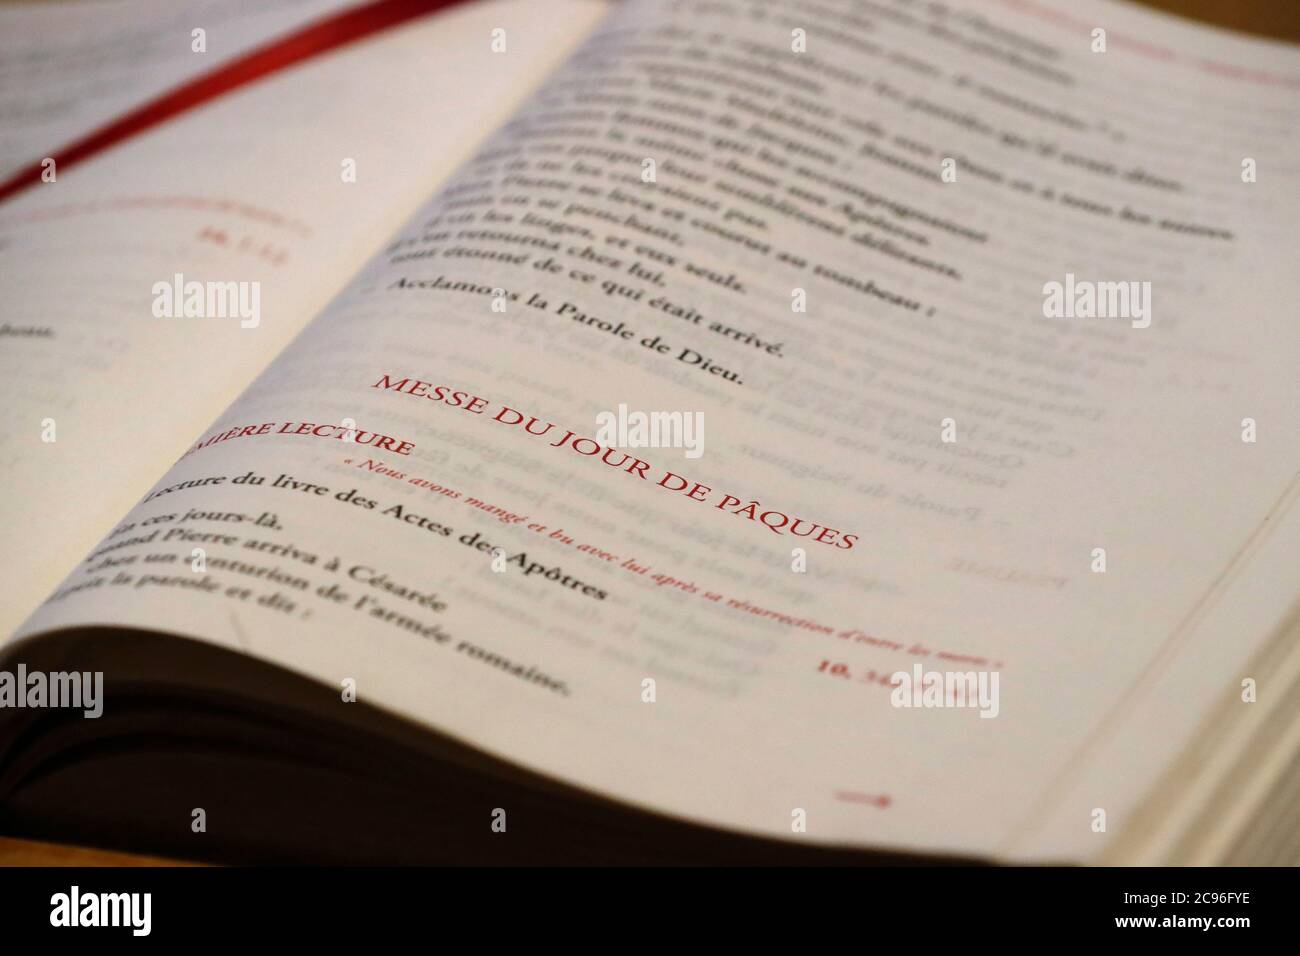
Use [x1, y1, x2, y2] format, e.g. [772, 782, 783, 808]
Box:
[0, 0, 610, 637]
[11, 0, 1300, 861]
[0, 0, 359, 179]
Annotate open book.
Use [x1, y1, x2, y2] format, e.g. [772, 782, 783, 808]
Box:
[1, 0, 1298, 865]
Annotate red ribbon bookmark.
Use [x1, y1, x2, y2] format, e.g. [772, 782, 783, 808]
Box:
[0, 0, 463, 206]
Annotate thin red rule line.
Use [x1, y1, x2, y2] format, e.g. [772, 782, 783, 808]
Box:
[0, 0, 464, 206]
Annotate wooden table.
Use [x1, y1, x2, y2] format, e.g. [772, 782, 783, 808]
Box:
[0, 836, 193, 867]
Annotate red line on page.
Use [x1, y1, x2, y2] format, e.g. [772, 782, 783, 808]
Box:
[0, 0, 466, 206]
[993, 0, 1300, 87]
